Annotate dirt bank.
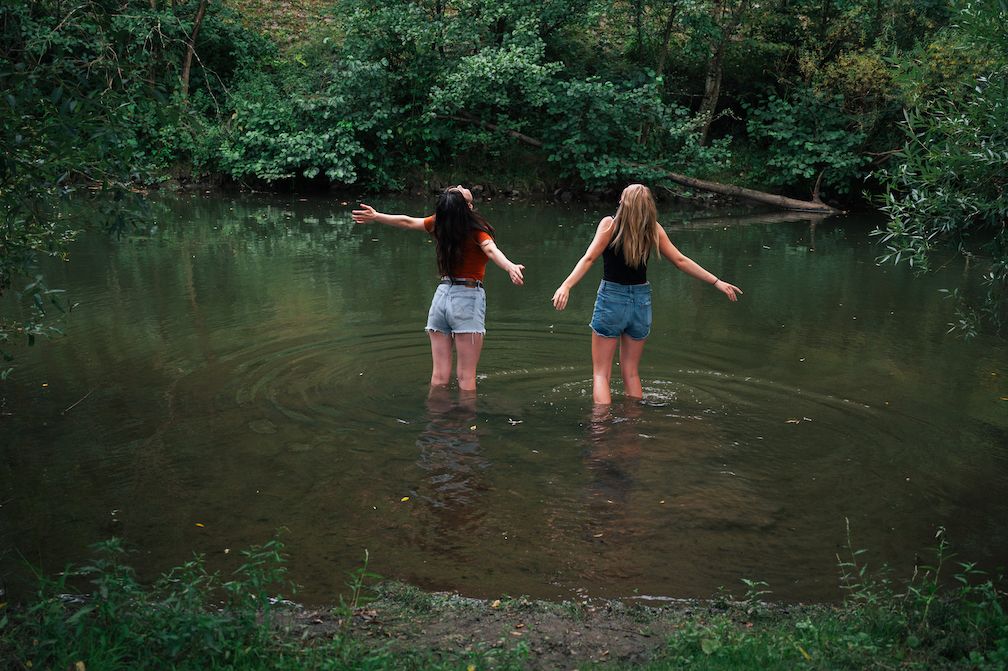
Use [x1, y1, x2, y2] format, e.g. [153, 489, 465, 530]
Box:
[279, 582, 825, 668]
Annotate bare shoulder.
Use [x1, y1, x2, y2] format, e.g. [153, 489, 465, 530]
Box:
[595, 216, 616, 239]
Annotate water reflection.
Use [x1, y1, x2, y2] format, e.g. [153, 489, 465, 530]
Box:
[413, 388, 490, 544]
[579, 401, 645, 589]
[584, 401, 643, 538]
[2, 193, 1006, 604]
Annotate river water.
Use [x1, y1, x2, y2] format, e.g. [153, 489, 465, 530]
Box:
[1, 193, 1005, 604]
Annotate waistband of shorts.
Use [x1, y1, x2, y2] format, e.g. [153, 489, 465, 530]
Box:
[440, 277, 483, 288]
[598, 279, 650, 294]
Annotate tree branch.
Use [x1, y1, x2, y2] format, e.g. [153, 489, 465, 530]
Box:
[179, 0, 208, 100]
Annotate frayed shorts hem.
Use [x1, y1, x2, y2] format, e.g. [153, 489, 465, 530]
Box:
[590, 327, 650, 341]
[426, 328, 486, 336]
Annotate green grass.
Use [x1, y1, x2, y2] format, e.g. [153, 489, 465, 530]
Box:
[1, 530, 1006, 670]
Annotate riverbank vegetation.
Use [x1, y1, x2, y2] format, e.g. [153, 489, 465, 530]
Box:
[1, 533, 1006, 669]
[1, 0, 1006, 364]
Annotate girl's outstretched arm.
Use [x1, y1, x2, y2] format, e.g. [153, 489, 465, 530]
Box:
[657, 226, 742, 301]
[552, 217, 615, 310]
[480, 240, 525, 286]
[351, 203, 427, 231]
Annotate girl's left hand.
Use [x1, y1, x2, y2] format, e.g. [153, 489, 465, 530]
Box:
[508, 263, 526, 286]
[714, 279, 743, 302]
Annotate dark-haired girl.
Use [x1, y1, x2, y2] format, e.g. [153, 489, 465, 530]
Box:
[352, 187, 525, 392]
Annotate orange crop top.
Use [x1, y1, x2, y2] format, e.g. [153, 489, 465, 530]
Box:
[423, 215, 493, 281]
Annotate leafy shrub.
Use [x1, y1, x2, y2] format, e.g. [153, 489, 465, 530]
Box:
[218, 72, 364, 184]
[744, 88, 868, 196]
[3, 537, 293, 670]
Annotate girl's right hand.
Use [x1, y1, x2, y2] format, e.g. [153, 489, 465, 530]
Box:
[714, 279, 743, 302]
[551, 285, 569, 311]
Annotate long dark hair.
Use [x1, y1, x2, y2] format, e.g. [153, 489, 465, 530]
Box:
[431, 189, 495, 277]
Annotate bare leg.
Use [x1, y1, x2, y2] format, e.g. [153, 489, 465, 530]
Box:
[453, 332, 484, 392]
[457, 387, 477, 413]
[619, 334, 647, 400]
[426, 382, 454, 413]
[428, 330, 454, 387]
[591, 333, 620, 405]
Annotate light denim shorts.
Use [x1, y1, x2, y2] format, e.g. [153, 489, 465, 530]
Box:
[426, 283, 487, 335]
[590, 280, 652, 340]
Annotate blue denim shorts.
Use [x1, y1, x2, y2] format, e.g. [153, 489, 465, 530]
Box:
[426, 283, 487, 335]
[589, 280, 652, 340]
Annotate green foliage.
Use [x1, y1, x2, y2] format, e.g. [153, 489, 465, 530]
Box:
[656, 527, 1008, 670]
[0, 1, 143, 367]
[218, 72, 364, 184]
[430, 29, 561, 131]
[544, 77, 733, 187]
[744, 89, 868, 196]
[0, 538, 537, 671]
[3, 537, 294, 670]
[873, 0, 1008, 335]
[0, 0, 274, 373]
[323, 0, 740, 190]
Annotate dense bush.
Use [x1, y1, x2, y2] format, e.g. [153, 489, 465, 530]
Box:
[744, 89, 867, 197]
[218, 72, 364, 184]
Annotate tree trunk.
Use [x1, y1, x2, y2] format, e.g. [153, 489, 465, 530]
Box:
[654, 1, 681, 81]
[697, 0, 748, 146]
[147, 0, 159, 87]
[642, 1, 682, 146]
[696, 44, 725, 145]
[634, 0, 644, 60]
[630, 162, 839, 213]
[179, 0, 208, 100]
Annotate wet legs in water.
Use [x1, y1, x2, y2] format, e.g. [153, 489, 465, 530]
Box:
[428, 331, 484, 392]
[591, 333, 646, 405]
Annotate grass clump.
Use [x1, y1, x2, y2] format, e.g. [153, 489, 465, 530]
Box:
[649, 525, 1008, 670]
[0, 537, 303, 670]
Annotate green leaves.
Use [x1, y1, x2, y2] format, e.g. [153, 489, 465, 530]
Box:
[872, 1, 1008, 335]
[744, 89, 868, 195]
[217, 73, 366, 185]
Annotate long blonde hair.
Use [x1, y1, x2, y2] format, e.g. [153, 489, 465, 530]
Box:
[610, 184, 659, 268]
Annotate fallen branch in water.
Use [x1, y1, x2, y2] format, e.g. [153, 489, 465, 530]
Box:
[439, 114, 841, 214]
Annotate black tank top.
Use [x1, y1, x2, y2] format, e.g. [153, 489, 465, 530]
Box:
[602, 221, 648, 284]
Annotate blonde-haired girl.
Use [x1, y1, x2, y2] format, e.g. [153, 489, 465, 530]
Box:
[552, 184, 742, 405]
